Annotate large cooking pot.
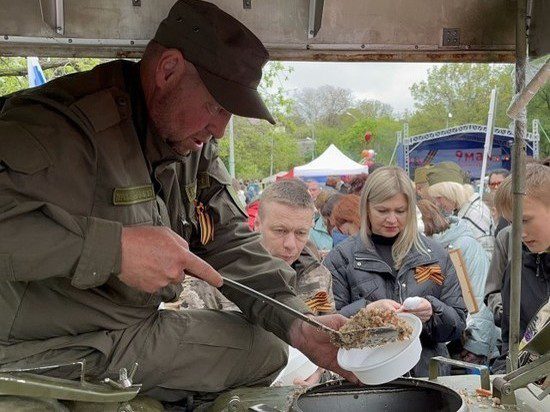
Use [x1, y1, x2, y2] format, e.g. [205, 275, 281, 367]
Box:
[293, 378, 466, 412]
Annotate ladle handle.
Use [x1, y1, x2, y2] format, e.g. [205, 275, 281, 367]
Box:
[221, 276, 337, 335]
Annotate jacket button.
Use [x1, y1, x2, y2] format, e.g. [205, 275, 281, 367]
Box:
[357, 262, 362, 267]
[116, 97, 127, 107]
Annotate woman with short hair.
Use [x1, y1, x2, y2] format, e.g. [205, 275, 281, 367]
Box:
[324, 167, 467, 376]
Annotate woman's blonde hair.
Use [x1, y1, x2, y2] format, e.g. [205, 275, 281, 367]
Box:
[427, 181, 473, 211]
[360, 166, 428, 268]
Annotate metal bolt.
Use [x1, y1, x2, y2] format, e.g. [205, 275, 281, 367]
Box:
[119, 367, 132, 388]
[228, 396, 244, 412]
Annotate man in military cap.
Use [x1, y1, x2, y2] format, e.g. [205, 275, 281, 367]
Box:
[0, 0, 355, 401]
[413, 165, 432, 199]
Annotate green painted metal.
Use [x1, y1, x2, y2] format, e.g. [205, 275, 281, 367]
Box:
[0, 372, 140, 403]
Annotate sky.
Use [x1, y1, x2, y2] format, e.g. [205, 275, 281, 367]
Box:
[282, 62, 443, 114]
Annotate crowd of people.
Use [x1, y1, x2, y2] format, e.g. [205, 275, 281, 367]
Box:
[177, 157, 549, 383]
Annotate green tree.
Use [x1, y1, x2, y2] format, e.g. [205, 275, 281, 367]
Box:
[408, 63, 514, 134]
[526, 82, 550, 157]
[217, 61, 304, 179]
[0, 57, 105, 96]
[408, 62, 549, 157]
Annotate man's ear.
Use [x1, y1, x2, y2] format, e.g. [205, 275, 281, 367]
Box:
[154, 49, 185, 89]
[253, 215, 261, 232]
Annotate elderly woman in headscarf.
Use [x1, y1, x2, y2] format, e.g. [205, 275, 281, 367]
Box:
[426, 162, 494, 258]
[324, 166, 466, 376]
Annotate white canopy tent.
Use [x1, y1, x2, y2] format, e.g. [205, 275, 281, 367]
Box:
[294, 144, 369, 177]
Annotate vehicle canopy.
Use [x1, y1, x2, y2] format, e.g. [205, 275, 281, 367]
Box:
[0, 0, 547, 62]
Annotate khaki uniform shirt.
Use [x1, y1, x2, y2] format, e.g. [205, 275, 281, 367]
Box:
[0, 60, 308, 364]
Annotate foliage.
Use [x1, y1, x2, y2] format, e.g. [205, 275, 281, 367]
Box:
[1, 56, 547, 177]
[258, 61, 295, 121]
[292, 85, 354, 126]
[313, 116, 401, 166]
[526, 82, 550, 157]
[408, 63, 515, 134]
[217, 116, 304, 179]
[407, 63, 549, 157]
[0, 57, 105, 96]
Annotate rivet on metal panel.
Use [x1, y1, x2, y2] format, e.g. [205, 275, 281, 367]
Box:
[442, 28, 460, 46]
[243, 0, 252, 9]
[132, 0, 141, 6]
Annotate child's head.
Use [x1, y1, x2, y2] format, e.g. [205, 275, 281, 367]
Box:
[495, 163, 550, 252]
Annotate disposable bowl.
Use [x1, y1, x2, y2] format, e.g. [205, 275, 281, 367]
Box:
[272, 346, 318, 386]
[337, 313, 422, 385]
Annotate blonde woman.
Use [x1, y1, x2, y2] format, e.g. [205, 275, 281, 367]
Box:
[427, 178, 494, 258]
[324, 167, 466, 376]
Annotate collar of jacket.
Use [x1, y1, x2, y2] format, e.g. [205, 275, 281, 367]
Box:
[351, 234, 438, 276]
[121, 61, 189, 167]
[292, 242, 321, 276]
[433, 218, 476, 249]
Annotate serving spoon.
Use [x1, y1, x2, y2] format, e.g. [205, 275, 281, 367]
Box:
[221, 276, 398, 348]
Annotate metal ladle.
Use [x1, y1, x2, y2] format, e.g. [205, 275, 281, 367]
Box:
[221, 276, 398, 348]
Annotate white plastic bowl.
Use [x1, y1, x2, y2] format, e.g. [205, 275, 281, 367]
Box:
[272, 346, 318, 386]
[337, 313, 423, 385]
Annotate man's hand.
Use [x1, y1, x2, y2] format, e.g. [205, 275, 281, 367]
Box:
[119, 226, 222, 293]
[397, 297, 433, 322]
[293, 367, 325, 387]
[366, 299, 401, 312]
[288, 314, 359, 384]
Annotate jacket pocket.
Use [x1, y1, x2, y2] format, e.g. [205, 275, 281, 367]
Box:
[352, 278, 379, 302]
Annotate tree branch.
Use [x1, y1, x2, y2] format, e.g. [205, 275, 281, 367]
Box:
[0, 61, 70, 77]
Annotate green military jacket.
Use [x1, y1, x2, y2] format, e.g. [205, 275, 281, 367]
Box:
[0, 60, 308, 364]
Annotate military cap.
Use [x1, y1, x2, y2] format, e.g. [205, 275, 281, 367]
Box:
[154, 0, 275, 124]
[414, 165, 432, 184]
[426, 161, 465, 185]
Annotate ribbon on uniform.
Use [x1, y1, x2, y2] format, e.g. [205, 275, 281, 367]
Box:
[305, 291, 333, 313]
[414, 265, 444, 285]
[195, 201, 214, 245]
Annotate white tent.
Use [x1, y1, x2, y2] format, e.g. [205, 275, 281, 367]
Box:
[294, 144, 369, 177]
